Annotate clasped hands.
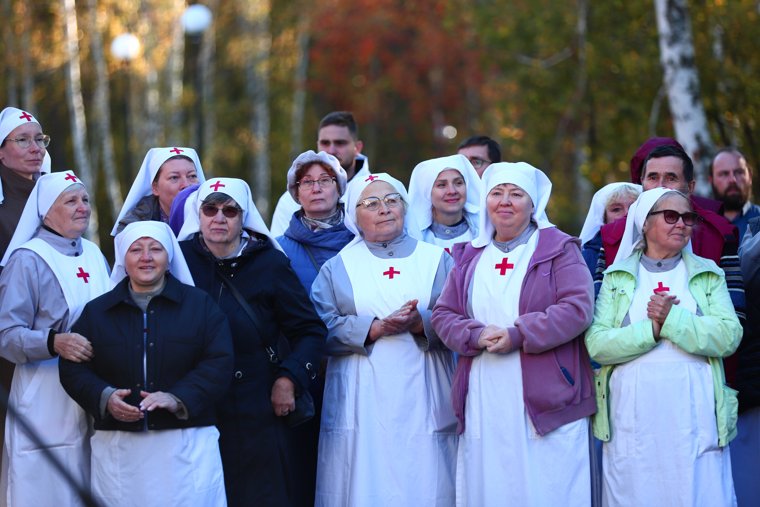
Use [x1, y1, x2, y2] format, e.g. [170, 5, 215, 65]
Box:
[477, 324, 512, 354]
[367, 299, 424, 343]
[107, 389, 180, 423]
[647, 291, 680, 340]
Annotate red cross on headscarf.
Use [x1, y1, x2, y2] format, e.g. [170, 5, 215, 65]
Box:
[169, 147, 184, 155]
[18, 111, 33, 122]
[365, 175, 378, 182]
[653, 282, 670, 294]
[209, 180, 226, 192]
[64, 173, 79, 183]
[494, 257, 515, 276]
[76, 267, 90, 283]
[383, 267, 400, 279]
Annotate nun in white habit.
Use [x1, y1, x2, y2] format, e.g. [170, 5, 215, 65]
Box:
[59, 221, 233, 507]
[586, 188, 741, 507]
[0, 170, 111, 507]
[311, 172, 457, 507]
[432, 162, 596, 507]
[112, 146, 205, 235]
[407, 154, 482, 253]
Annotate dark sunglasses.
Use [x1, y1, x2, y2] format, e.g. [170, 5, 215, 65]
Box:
[648, 209, 701, 226]
[200, 204, 242, 218]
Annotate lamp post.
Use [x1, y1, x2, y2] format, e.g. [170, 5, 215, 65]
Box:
[181, 4, 212, 157]
[110, 33, 140, 180]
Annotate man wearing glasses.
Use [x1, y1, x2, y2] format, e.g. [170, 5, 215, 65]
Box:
[456, 135, 502, 178]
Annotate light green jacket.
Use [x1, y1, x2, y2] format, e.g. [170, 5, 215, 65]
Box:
[585, 250, 742, 447]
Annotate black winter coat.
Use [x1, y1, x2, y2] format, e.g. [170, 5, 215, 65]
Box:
[59, 274, 234, 431]
[180, 233, 326, 507]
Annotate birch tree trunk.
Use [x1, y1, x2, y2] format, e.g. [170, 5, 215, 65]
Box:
[199, 0, 218, 166]
[167, 0, 185, 144]
[87, 0, 123, 221]
[241, 0, 272, 216]
[62, 0, 99, 244]
[654, 0, 714, 195]
[289, 9, 310, 161]
[20, 3, 34, 111]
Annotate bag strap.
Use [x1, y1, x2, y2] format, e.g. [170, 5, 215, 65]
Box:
[214, 263, 279, 365]
[302, 244, 320, 272]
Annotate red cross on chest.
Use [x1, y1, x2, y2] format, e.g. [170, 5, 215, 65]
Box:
[383, 266, 400, 279]
[76, 267, 90, 283]
[18, 111, 33, 122]
[209, 180, 225, 192]
[653, 281, 670, 294]
[494, 257, 515, 276]
[64, 173, 78, 182]
[169, 147, 184, 155]
[365, 175, 378, 182]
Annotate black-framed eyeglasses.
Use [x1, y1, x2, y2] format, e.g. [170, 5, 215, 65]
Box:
[648, 209, 701, 226]
[355, 192, 403, 211]
[298, 176, 335, 189]
[5, 134, 50, 149]
[467, 156, 490, 169]
[200, 204, 242, 218]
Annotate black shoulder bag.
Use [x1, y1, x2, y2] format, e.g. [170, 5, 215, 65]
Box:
[215, 265, 315, 427]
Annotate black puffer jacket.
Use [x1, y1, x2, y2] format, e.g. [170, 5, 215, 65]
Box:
[180, 232, 326, 507]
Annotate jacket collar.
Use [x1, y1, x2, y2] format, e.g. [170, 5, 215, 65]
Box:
[454, 226, 573, 268]
[102, 272, 184, 310]
[606, 249, 723, 281]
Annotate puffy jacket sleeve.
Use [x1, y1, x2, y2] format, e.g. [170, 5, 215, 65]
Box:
[662, 271, 742, 358]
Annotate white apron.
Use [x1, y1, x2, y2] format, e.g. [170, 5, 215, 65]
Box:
[603, 260, 735, 507]
[3, 238, 109, 507]
[316, 240, 457, 507]
[458, 236, 589, 507]
[90, 426, 226, 507]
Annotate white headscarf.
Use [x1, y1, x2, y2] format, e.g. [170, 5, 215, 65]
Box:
[343, 172, 416, 248]
[472, 162, 554, 248]
[1, 170, 86, 266]
[177, 177, 282, 251]
[613, 187, 693, 264]
[111, 146, 206, 236]
[579, 182, 642, 246]
[111, 221, 194, 287]
[286, 150, 347, 202]
[407, 154, 482, 239]
[0, 107, 51, 204]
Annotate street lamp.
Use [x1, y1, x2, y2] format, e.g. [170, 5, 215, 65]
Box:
[110, 33, 140, 180]
[181, 4, 213, 156]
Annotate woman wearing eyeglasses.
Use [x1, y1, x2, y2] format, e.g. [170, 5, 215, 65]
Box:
[586, 188, 741, 506]
[178, 178, 326, 507]
[310, 173, 457, 506]
[407, 154, 482, 253]
[112, 147, 205, 235]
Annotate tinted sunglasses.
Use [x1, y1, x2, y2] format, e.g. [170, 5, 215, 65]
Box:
[648, 209, 701, 226]
[201, 204, 242, 218]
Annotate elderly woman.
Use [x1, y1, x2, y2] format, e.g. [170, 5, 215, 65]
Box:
[586, 188, 741, 506]
[407, 153, 481, 252]
[0, 171, 110, 506]
[178, 178, 326, 507]
[311, 173, 457, 506]
[59, 221, 233, 506]
[277, 150, 354, 289]
[112, 146, 205, 235]
[431, 162, 596, 506]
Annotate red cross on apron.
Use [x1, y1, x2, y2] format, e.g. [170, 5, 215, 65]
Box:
[209, 180, 226, 192]
[494, 257, 515, 276]
[383, 266, 400, 279]
[76, 267, 90, 283]
[653, 281, 670, 294]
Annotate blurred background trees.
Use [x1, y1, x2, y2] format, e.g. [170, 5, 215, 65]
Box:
[2, 0, 758, 257]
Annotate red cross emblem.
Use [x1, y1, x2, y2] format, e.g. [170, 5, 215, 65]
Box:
[64, 173, 78, 182]
[653, 282, 670, 294]
[383, 267, 400, 279]
[209, 180, 226, 192]
[365, 175, 378, 182]
[169, 147, 184, 155]
[494, 257, 515, 276]
[444, 247, 451, 255]
[76, 267, 90, 284]
[18, 111, 33, 122]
